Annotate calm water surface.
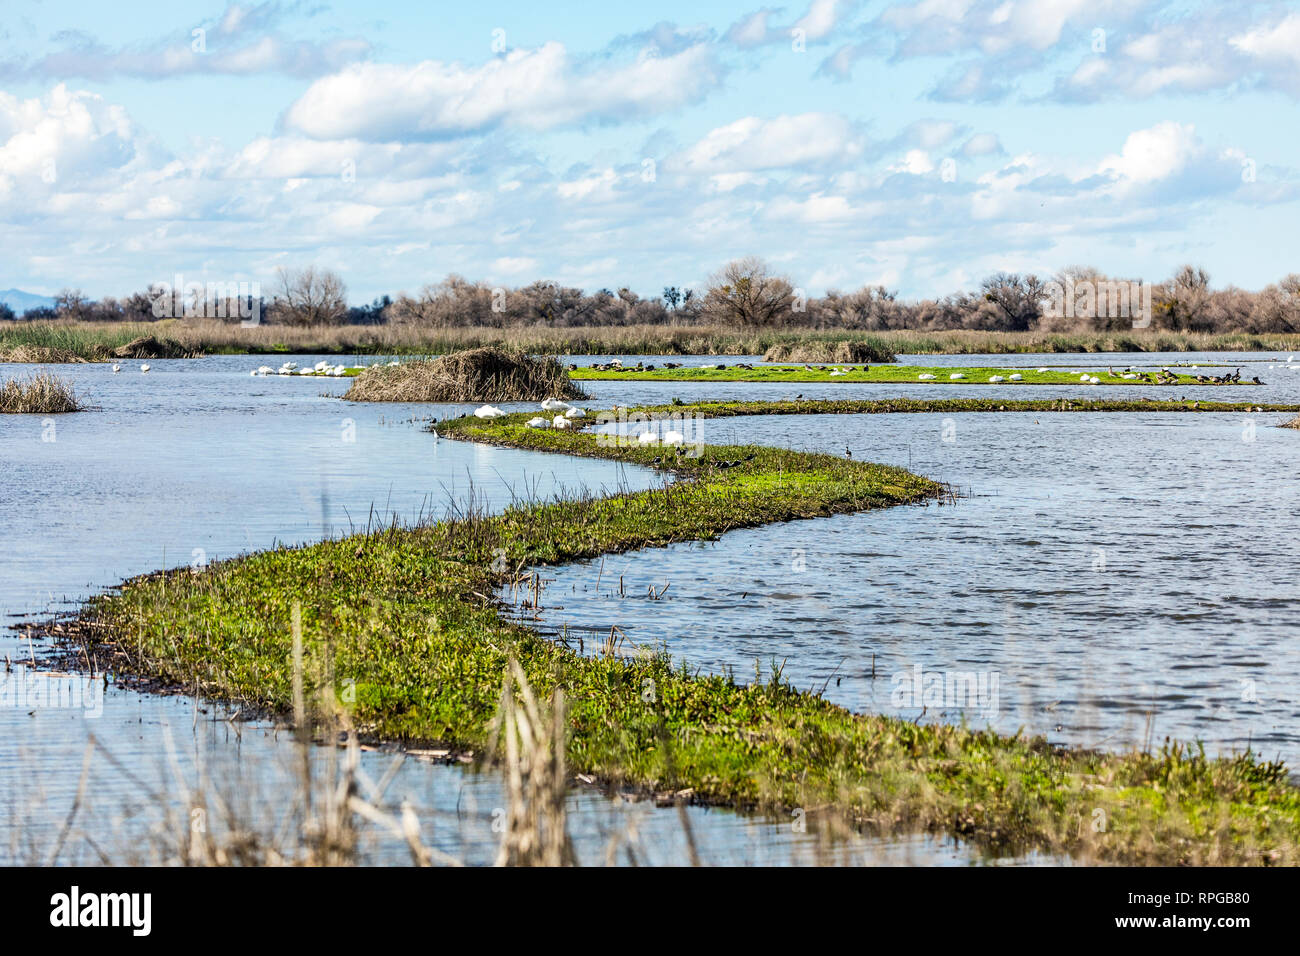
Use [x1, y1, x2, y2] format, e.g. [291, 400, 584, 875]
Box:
[536, 359, 1300, 767]
[3, 354, 1062, 865]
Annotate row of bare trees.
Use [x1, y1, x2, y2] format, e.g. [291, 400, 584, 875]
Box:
[12, 260, 1300, 333]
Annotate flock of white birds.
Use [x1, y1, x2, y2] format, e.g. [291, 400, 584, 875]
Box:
[472, 398, 690, 445]
[473, 398, 588, 431]
[247, 360, 400, 377]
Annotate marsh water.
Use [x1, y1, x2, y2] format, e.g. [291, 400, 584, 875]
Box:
[3, 351, 1298, 864]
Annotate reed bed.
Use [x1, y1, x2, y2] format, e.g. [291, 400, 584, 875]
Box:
[10, 318, 1300, 359]
[0, 371, 83, 413]
[343, 347, 585, 403]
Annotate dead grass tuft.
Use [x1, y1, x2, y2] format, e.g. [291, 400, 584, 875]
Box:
[0, 371, 83, 413]
[764, 340, 894, 363]
[343, 347, 586, 403]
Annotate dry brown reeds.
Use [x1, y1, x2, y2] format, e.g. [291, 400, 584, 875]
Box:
[0, 371, 83, 413]
[488, 658, 576, 867]
[343, 347, 586, 403]
[763, 340, 895, 363]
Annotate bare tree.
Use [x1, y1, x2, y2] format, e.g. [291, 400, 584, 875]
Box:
[55, 288, 92, 321]
[979, 272, 1047, 331]
[271, 266, 348, 326]
[700, 257, 795, 327]
[1154, 265, 1211, 330]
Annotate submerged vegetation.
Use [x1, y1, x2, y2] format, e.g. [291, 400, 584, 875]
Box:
[342, 348, 586, 403]
[47, 401, 1300, 865]
[0, 372, 83, 413]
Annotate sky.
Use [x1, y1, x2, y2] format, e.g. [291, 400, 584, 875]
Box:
[0, 0, 1297, 303]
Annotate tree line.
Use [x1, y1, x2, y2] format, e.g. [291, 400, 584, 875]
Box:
[4, 259, 1298, 334]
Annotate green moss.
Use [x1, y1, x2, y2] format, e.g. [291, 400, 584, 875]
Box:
[64, 402, 1300, 865]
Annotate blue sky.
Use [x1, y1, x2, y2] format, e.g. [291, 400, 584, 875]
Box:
[1, 0, 1297, 303]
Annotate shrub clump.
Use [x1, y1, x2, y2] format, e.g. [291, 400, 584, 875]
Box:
[343, 347, 587, 403]
[0, 372, 83, 413]
[764, 340, 895, 363]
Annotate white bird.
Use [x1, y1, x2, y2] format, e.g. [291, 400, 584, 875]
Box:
[1037, 367, 1048, 373]
[314, 360, 329, 372]
[950, 373, 966, 380]
[564, 406, 586, 418]
[637, 431, 659, 444]
[112, 364, 122, 373]
[989, 375, 1005, 383]
[387, 360, 400, 366]
[525, 417, 551, 429]
[473, 404, 506, 419]
[662, 430, 685, 446]
[1122, 373, 1137, 380]
[541, 398, 572, 411]
[297, 368, 313, 375]
[1079, 374, 1091, 382]
[552, 415, 573, 429]
[829, 369, 847, 376]
[281, 362, 298, 371]
[1089, 376, 1101, 384]
[1008, 373, 1023, 381]
[140, 364, 150, 373]
[918, 373, 936, 380]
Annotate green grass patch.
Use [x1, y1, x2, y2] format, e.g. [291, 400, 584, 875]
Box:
[570, 363, 1256, 386]
[628, 398, 1300, 416]
[54, 402, 1300, 865]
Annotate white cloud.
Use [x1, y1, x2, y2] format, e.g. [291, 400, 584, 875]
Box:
[1098, 122, 1198, 184]
[673, 113, 864, 176]
[1230, 13, 1300, 64]
[282, 42, 722, 141]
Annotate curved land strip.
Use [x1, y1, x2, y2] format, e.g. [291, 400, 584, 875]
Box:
[620, 398, 1300, 416]
[570, 364, 1257, 386]
[48, 402, 1300, 865]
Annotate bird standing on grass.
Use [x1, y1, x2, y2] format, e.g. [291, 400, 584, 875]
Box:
[844, 447, 852, 459]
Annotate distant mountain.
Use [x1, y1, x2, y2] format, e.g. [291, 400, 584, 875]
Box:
[0, 289, 57, 315]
